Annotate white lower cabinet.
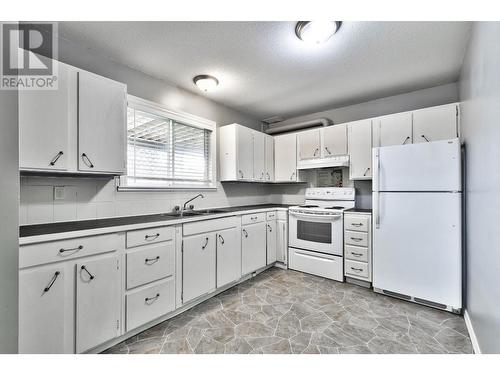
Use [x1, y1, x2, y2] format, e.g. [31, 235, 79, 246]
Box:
[343, 212, 372, 284]
[19, 265, 67, 354]
[266, 220, 277, 265]
[241, 222, 267, 275]
[76, 254, 121, 353]
[216, 227, 241, 288]
[276, 212, 288, 266]
[182, 233, 216, 303]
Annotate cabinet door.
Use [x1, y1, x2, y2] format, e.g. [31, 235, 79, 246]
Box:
[348, 119, 372, 180]
[216, 228, 241, 288]
[373, 112, 413, 147]
[76, 254, 120, 353]
[266, 220, 277, 265]
[19, 60, 73, 171]
[413, 104, 458, 143]
[297, 129, 321, 160]
[276, 220, 288, 264]
[322, 124, 347, 157]
[241, 222, 267, 275]
[274, 133, 297, 182]
[183, 233, 216, 303]
[253, 131, 265, 181]
[19, 265, 66, 353]
[236, 125, 253, 180]
[265, 135, 275, 182]
[78, 70, 126, 174]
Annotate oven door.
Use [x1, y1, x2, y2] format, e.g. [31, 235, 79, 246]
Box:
[289, 211, 343, 256]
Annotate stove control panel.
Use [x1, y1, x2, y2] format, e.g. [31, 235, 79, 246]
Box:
[305, 187, 355, 201]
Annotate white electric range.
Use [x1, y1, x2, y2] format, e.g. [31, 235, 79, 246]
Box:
[288, 187, 355, 282]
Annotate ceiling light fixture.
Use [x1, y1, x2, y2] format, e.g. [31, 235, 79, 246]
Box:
[193, 74, 219, 92]
[295, 21, 341, 44]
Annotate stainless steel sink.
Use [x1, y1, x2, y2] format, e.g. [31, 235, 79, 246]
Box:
[163, 208, 229, 218]
[194, 209, 229, 215]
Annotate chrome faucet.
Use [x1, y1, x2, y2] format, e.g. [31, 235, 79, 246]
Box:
[182, 193, 204, 211]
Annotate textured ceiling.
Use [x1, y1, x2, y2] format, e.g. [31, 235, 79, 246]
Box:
[58, 21, 471, 120]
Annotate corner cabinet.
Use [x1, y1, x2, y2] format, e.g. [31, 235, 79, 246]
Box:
[348, 119, 373, 180]
[274, 132, 298, 182]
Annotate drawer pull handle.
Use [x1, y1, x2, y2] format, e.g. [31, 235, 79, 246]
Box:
[351, 267, 363, 272]
[421, 134, 430, 142]
[49, 151, 64, 166]
[242, 229, 248, 238]
[218, 234, 225, 245]
[202, 237, 209, 249]
[351, 237, 363, 242]
[351, 252, 363, 257]
[43, 271, 60, 293]
[363, 167, 370, 176]
[351, 223, 363, 227]
[145, 233, 160, 240]
[145, 256, 160, 264]
[267, 224, 272, 232]
[80, 265, 95, 280]
[81, 153, 94, 168]
[59, 245, 83, 253]
[145, 293, 160, 303]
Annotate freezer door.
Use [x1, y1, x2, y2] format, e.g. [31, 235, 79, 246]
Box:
[373, 192, 462, 309]
[373, 138, 461, 192]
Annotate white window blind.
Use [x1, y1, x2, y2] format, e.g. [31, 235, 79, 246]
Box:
[122, 101, 215, 189]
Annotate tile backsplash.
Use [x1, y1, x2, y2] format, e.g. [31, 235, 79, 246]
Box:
[20, 176, 273, 225]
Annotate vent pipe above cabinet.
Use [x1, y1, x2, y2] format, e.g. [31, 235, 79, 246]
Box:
[264, 118, 331, 135]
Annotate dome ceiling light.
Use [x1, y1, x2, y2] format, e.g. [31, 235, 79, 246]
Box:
[295, 21, 342, 44]
[193, 74, 219, 92]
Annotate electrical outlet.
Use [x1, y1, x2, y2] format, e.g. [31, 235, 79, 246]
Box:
[54, 186, 65, 200]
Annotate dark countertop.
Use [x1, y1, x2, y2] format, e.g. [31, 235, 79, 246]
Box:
[20, 204, 291, 238]
[345, 208, 372, 214]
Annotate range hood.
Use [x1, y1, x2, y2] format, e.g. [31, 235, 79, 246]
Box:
[297, 155, 350, 170]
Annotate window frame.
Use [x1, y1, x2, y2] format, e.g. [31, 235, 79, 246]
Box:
[118, 95, 217, 191]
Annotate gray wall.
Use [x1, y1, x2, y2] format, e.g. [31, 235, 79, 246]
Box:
[0, 85, 19, 352]
[459, 22, 500, 354]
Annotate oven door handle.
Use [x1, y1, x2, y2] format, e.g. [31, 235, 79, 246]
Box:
[290, 211, 342, 220]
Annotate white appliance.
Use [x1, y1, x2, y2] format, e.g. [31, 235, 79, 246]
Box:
[297, 155, 349, 170]
[288, 187, 355, 281]
[372, 138, 462, 313]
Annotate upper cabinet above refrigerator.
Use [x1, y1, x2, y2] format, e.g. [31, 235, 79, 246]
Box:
[412, 103, 459, 143]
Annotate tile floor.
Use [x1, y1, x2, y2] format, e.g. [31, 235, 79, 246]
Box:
[104, 268, 472, 354]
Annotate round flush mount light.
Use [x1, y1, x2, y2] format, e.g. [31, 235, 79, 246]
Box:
[193, 74, 219, 92]
[295, 21, 342, 44]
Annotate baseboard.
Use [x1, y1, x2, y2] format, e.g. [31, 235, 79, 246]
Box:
[464, 309, 481, 354]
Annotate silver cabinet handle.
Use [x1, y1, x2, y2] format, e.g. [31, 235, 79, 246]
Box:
[242, 229, 248, 238]
[267, 224, 272, 232]
[350, 237, 363, 242]
[402, 136, 410, 145]
[351, 223, 363, 227]
[290, 171, 296, 181]
[350, 267, 363, 272]
[238, 170, 244, 178]
[363, 167, 370, 176]
[43, 271, 60, 293]
[351, 252, 363, 257]
[201, 237, 209, 249]
[266, 172, 270, 180]
[260, 171, 264, 180]
[81, 153, 94, 168]
[421, 134, 430, 142]
[81, 265, 95, 280]
[49, 151, 64, 166]
[325, 147, 332, 155]
[313, 148, 319, 157]
[218, 234, 225, 244]
[59, 245, 83, 253]
[145, 293, 160, 303]
[145, 256, 160, 264]
[145, 233, 160, 240]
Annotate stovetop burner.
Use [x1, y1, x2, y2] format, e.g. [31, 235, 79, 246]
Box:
[299, 205, 319, 208]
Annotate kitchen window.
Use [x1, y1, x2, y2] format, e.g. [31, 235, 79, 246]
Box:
[119, 96, 216, 190]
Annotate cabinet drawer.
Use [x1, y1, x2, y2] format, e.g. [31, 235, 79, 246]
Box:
[126, 241, 175, 289]
[183, 216, 238, 236]
[345, 245, 369, 262]
[20, 233, 122, 268]
[345, 230, 369, 247]
[266, 211, 277, 221]
[126, 226, 174, 248]
[345, 260, 369, 279]
[289, 248, 343, 281]
[242, 212, 266, 225]
[344, 216, 369, 232]
[126, 278, 175, 331]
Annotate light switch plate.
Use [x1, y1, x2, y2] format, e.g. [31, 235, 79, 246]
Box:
[54, 186, 65, 200]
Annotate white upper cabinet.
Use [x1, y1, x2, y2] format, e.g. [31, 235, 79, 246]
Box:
[78, 71, 127, 174]
[274, 133, 298, 182]
[373, 112, 413, 147]
[236, 125, 253, 180]
[253, 131, 266, 181]
[412, 103, 459, 143]
[297, 129, 321, 160]
[264, 135, 275, 182]
[19, 60, 73, 171]
[321, 124, 347, 157]
[348, 119, 373, 180]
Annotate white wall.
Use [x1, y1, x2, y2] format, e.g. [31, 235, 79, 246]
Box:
[0, 86, 19, 352]
[459, 22, 500, 354]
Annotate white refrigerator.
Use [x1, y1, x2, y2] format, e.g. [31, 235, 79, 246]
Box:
[372, 138, 462, 312]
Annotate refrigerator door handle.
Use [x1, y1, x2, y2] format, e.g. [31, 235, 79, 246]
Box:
[373, 148, 381, 229]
